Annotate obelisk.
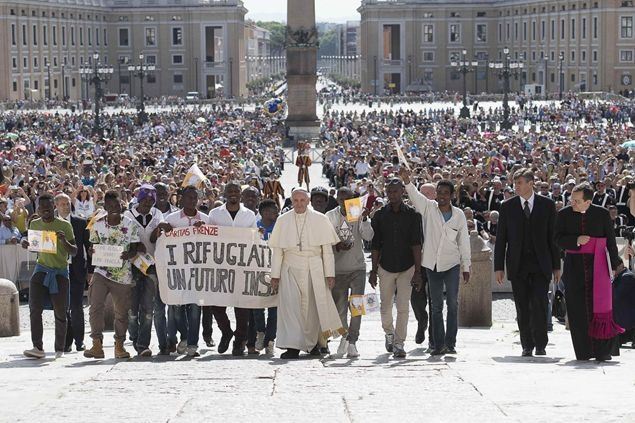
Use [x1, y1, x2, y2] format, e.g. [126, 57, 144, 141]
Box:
[285, 0, 319, 142]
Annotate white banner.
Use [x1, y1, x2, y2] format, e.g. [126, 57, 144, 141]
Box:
[155, 225, 277, 308]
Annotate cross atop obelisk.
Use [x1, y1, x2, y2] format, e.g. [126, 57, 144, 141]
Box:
[285, 0, 320, 143]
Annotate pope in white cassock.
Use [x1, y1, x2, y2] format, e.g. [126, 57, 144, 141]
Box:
[269, 188, 346, 359]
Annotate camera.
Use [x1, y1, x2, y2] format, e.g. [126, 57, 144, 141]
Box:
[619, 226, 635, 243]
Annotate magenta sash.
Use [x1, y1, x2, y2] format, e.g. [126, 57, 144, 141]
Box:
[566, 237, 624, 340]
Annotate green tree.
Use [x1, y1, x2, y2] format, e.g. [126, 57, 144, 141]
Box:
[256, 21, 286, 54]
[318, 28, 338, 57]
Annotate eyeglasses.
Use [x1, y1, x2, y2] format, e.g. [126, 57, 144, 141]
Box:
[386, 178, 404, 186]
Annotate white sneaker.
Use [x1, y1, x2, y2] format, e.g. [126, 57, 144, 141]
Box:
[337, 337, 349, 356]
[347, 343, 359, 358]
[186, 346, 200, 357]
[255, 332, 266, 351]
[265, 341, 275, 355]
[176, 340, 187, 355]
[23, 347, 45, 359]
[55, 351, 64, 359]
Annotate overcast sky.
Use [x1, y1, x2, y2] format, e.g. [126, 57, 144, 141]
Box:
[242, 0, 361, 23]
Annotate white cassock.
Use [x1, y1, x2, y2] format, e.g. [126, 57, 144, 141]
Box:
[269, 207, 346, 351]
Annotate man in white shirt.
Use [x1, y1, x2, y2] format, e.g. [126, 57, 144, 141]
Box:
[123, 185, 170, 357]
[400, 168, 471, 356]
[207, 182, 258, 357]
[355, 156, 370, 179]
[163, 186, 208, 357]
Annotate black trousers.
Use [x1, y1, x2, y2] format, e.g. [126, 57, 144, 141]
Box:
[65, 278, 86, 348]
[65, 266, 86, 349]
[30, 272, 69, 352]
[511, 272, 550, 351]
[209, 306, 250, 343]
[410, 266, 429, 336]
[201, 306, 215, 341]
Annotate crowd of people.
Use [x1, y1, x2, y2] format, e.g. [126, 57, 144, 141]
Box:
[1, 88, 634, 362]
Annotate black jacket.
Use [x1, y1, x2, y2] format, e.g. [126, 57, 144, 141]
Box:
[70, 215, 92, 276]
[494, 194, 560, 281]
[613, 269, 635, 330]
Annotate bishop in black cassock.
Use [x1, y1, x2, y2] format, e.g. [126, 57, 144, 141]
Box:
[555, 202, 624, 361]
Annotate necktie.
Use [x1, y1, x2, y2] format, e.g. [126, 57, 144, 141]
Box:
[524, 200, 531, 218]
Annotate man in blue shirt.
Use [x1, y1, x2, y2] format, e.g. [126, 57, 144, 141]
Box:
[0, 214, 22, 244]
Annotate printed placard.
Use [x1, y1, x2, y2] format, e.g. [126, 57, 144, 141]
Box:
[133, 253, 155, 275]
[345, 197, 363, 223]
[92, 244, 124, 268]
[28, 230, 57, 254]
[349, 293, 379, 316]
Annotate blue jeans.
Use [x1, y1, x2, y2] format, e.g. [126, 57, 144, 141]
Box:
[128, 271, 156, 351]
[247, 308, 278, 347]
[173, 304, 201, 347]
[427, 265, 461, 350]
[166, 305, 187, 347]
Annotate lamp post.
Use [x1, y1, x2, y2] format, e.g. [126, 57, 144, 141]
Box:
[118, 57, 128, 94]
[485, 53, 490, 93]
[128, 53, 155, 124]
[474, 58, 478, 94]
[194, 57, 199, 93]
[544, 57, 548, 100]
[489, 47, 524, 130]
[46, 62, 52, 100]
[559, 51, 565, 101]
[451, 49, 478, 118]
[79, 52, 113, 137]
[374, 55, 378, 95]
[228, 57, 233, 98]
[61, 64, 66, 100]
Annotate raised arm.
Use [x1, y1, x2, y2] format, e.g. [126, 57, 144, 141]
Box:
[399, 167, 434, 216]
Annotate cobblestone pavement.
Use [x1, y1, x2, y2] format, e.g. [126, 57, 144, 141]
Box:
[3, 148, 633, 422]
[3, 306, 634, 423]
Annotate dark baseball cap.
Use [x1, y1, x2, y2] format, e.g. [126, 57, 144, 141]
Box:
[310, 186, 329, 199]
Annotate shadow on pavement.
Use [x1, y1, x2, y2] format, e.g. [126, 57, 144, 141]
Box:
[0, 355, 56, 368]
[407, 348, 429, 357]
[491, 356, 563, 364]
[320, 358, 357, 367]
[560, 359, 621, 368]
[66, 358, 120, 367]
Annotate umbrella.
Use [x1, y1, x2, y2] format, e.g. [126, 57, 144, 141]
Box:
[621, 140, 635, 149]
[196, 117, 206, 123]
[5, 132, 19, 140]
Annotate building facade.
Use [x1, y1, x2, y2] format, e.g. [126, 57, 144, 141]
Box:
[0, 0, 249, 101]
[245, 21, 286, 83]
[337, 21, 361, 56]
[359, 0, 635, 95]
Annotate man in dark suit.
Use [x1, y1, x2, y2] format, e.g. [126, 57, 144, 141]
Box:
[494, 169, 561, 357]
[592, 181, 615, 209]
[54, 194, 91, 352]
[614, 182, 632, 225]
[484, 179, 504, 211]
